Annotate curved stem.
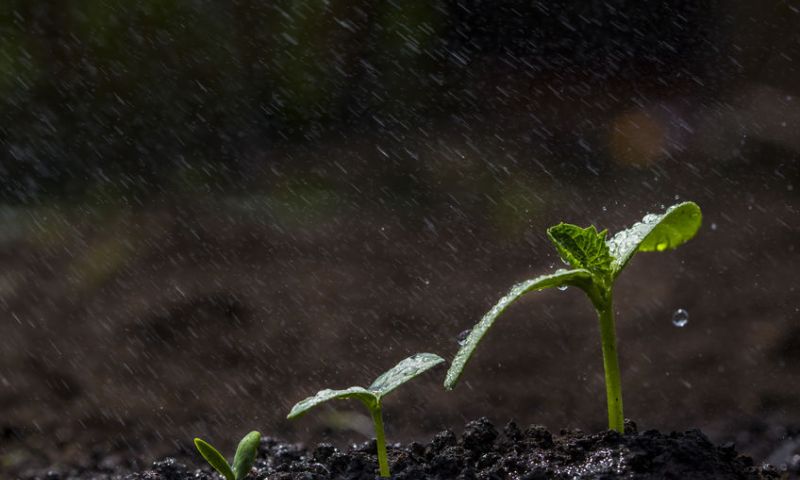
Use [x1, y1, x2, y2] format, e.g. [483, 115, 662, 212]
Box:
[595, 293, 624, 433]
[370, 403, 390, 477]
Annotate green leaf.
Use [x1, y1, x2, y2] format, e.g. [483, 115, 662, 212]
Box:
[287, 386, 377, 419]
[546, 224, 614, 275]
[607, 202, 702, 277]
[231, 431, 261, 480]
[368, 353, 445, 398]
[444, 268, 593, 390]
[194, 438, 235, 480]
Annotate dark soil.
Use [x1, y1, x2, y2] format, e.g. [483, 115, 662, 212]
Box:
[22, 419, 785, 479]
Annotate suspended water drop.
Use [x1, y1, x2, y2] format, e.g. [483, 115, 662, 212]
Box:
[456, 329, 471, 346]
[672, 309, 689, 327]
[710, 222, 717, 231]
[557, 285, 568, 291]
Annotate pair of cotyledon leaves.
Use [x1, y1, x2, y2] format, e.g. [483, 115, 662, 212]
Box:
[287, 353, 446, 418]
[287, 202, 701, 414]
[194, 431, 261, 480]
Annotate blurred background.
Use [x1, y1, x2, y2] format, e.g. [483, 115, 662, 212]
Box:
[1, 0, 798, 476]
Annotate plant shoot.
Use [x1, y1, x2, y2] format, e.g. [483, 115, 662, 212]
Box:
[288, 353, 445, 477]
[194, 431, 261, 480]
[444, 202, 702, 433]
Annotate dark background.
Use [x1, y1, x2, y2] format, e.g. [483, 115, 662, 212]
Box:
[1, 0, 799, 476]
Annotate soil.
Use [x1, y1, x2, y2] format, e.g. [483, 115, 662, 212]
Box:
[20, 418, 784, 479]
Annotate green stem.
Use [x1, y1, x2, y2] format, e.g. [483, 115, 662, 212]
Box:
[595, 293, 624, 433]
[370, 403, 390, 477]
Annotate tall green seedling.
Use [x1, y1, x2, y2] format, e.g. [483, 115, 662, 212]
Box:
[444, 202, 702, 433]
[288, 353, 445, 477]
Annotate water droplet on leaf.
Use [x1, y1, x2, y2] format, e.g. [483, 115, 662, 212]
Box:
[672, 309, 689, 327]
[557, 285, 568, 291]
[456, 329, 471, 345]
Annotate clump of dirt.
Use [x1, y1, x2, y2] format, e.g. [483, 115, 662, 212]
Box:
[25, 418, 781, 479]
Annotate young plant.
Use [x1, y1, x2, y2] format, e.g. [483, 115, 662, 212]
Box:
[194, 431, 261, 480]
[287, 353, 445, 478]
[444, 202, 702, 433]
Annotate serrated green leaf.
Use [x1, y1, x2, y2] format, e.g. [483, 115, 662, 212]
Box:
[444, 268, 593, 390]
[546, 224, 613, 275]
[287, 386, 377, 419]
[231, 431, 261, 480]
[194, 438, 235, 480]
[368, 353, 445, 397]
[607, 202, 702, 276]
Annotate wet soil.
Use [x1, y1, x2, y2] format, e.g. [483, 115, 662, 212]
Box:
[22, 419, 784, 479]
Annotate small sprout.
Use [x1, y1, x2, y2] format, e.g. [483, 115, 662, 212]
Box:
[288, 353, 445, 478]
[444, 202, 702, 433]
[194, 431, 261, 480]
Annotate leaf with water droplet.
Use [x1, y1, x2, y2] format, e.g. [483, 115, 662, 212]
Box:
[444, 268, 592, 390]
[288, 353, 445, 419]
[546, 224, 613, 275]
[607, 202, 702, 277]
[368, 353, 445, 397]
[287, 353, 444, 478]
[287, 386, 377, 419]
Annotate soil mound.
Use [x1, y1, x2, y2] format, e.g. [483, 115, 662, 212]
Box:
[27, 418, 781, 479]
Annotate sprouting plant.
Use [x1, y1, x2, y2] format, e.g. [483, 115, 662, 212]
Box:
[287, 353, 445, 478]
[194, 431, 261, 480]
[444, 202, 702, 433]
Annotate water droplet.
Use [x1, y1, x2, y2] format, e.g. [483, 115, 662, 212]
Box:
[557, 285, 568, 291]
[672, 309, 689, 327]
[456, 329, 471, 345]
[656, 240, 668, 251]
[710, 222, 717, 231]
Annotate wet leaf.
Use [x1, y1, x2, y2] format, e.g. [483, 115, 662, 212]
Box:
[194, 438, 235, 480]
[607, 202, 702, 277]
[287, 386, 377, 419]
[444, 269, 593, 390]
[288, 353, 445, 419]
[368, 353, 445, 397]
[547, 224, 613, 275]
[232, 431, 261, 480]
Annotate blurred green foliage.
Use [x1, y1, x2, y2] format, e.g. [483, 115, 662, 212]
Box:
[0, 1, 714, 202]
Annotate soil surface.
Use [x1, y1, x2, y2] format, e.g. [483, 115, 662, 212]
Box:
[21, 419, 785, 479]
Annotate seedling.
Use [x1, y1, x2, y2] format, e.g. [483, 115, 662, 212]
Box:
[287, 353, 445, 477]
[194, 431, 261, 480]
[444, 202, 702, 433]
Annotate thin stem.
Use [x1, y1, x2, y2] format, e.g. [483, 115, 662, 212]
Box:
[370, 403, 390, 477]
[595, 293, 624, 433]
